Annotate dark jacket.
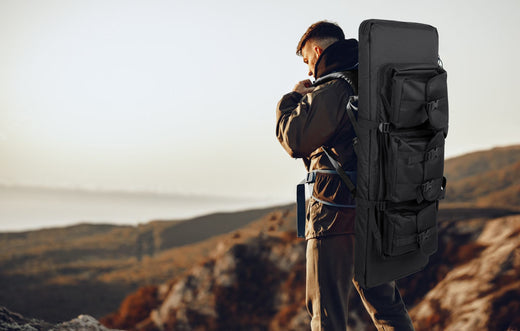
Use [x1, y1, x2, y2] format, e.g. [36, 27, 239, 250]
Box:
[276, 39, 358, 239]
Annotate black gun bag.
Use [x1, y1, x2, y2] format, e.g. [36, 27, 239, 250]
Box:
[353, 19, 449, 288]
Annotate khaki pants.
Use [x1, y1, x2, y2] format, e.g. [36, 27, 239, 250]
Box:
[306, 234, 415, 331]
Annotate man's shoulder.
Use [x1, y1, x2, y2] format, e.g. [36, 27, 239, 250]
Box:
[312, 76, 354, 99]
[314, 70, 356, 94]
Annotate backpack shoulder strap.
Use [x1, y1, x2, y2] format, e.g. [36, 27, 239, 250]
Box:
[321, 146, 357, 197]
[313, 70, 358, 95]
[315, 71, 360, 195]
[314, 71, 361, 136]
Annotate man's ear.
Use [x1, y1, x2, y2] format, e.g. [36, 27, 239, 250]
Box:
[313, 45, 323, 57]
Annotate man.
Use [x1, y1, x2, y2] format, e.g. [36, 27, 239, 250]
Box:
[276, 21, 415, 331]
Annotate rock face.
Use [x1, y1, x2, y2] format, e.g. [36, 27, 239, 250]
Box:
[410, 216, 520, 331]
[131, 232, 311, 331]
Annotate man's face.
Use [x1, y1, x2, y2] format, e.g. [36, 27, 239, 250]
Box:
[301, 42, 322, 78]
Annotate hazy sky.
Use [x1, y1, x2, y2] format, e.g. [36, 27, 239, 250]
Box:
[1, 0, 519, 202]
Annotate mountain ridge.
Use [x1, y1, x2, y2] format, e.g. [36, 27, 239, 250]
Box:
[444, 144, 520, 182]
[443, 144, 520, 209]
[0, 204, 292, 323]
[1, 144, 519, 328]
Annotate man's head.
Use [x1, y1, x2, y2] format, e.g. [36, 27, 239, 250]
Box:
[296, 21, 345, 77]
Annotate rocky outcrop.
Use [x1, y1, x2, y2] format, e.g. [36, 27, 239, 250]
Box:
[410, 215, 520, 330]
[102, 228, 380, 331]
[102, 210, 520, 331]
[141, 232, 309, 330]
[0, 306, 51, 331]
[52, 315, 124, 331]
[101, 286, 161, 330]
[7, 210, 520, 331]
[0, 205, 288, 324]
[0, 306, 122, 331]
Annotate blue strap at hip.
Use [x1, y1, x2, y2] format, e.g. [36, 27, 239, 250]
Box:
[295, 169, 357, 238]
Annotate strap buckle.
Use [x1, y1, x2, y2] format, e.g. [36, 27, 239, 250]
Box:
[378, 122, 391, 133]
[376, 201, 387, 211]
[426, 147, 440, 161]
[347, 95, 359, 112]
[427, 100, 439, 112]
[422, 180, 433, 192]
[306, 172, 316, 184]
[417, 228, 432, 244]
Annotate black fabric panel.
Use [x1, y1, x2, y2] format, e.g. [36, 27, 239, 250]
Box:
[355, 19, 444, 288]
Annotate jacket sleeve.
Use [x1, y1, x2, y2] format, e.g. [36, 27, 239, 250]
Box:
[276, 82, 349, 158]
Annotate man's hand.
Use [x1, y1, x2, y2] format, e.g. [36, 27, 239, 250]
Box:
[293, 79, 315, 95]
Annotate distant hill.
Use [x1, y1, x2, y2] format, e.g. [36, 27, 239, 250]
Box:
[444, 145, 520, 181]
[0, 204, 291, 323]
[443, 145, 520, 209]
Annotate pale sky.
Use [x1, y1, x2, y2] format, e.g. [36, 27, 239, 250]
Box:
[1, 0, 519, 202]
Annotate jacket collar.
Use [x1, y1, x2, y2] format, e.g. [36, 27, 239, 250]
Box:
[314, 39, 359, 80]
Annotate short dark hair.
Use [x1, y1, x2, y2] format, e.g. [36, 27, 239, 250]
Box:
[296, 21, 345, 56]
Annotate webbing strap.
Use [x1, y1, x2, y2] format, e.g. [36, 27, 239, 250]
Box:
[313, 71, 358, 90]
[342, 87, 380, 133]
[426, 97, 448, 113]
[296, 169, 357, 238]
[368, 211, 383, 256]
[395, 227, 435, 247]
[304, 169, 354, 184]
[355, 198, 388, 211]
[395, 234, 417, 247]
[311, 196, 356, 208]
[407, 146, 442, 165]
[346, 96, 360, 136]
[355, 197, 384, 256]
[305, 169, 357, 208]
[358, 118, 382, 131]
[321, 147, 356, 197]
[416, 177, 446, 203]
